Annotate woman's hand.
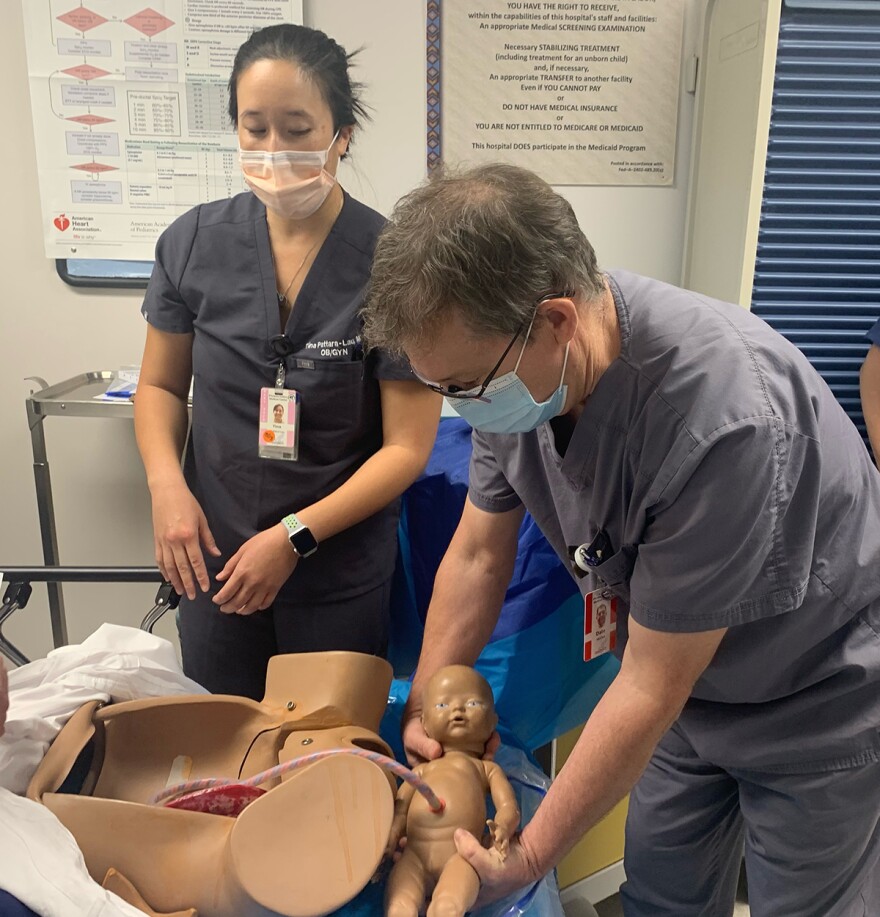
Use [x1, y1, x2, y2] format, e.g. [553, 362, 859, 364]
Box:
[213, 523, 298, 614]
[150, 480, 221, 600]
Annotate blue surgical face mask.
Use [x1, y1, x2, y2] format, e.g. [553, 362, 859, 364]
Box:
[449, 324, 570, 434]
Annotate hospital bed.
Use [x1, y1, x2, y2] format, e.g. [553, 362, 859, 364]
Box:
[0, 566, 176, 667]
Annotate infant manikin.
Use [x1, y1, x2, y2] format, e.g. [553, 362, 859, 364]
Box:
[384, 666, 520, 917]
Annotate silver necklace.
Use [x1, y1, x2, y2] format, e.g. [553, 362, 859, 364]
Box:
[274, 195, 344, 307]
[277, 237, 321, 307]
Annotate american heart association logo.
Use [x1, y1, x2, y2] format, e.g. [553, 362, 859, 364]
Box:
[53, 214, 71, 232]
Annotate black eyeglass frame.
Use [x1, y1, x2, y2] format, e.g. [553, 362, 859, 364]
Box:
[418, 290, 574, 400]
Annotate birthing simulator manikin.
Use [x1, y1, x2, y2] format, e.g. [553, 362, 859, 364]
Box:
[384, 665, 521, 917]
[26, 651, 399, 917]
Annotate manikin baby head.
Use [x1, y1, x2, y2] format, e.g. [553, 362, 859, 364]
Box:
[420, 665, 498, 756]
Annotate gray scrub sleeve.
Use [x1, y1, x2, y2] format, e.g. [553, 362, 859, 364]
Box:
[628, 417, 818, 633]
[467, 429, 524, 513]
[140, 207, 199, 334]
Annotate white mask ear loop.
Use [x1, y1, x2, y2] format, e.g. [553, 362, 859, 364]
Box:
[558, 341, 570, 386]
[513, 310, 539, 374]
[512, 308, 570, 384]
[325, 129, 342, 164]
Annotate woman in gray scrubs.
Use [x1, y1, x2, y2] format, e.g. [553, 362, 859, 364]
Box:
[134, 24, 441, 699]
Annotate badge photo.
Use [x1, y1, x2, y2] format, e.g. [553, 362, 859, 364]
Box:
[584, 588, 617, 662]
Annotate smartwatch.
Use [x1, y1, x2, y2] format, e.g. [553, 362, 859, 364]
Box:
[281, 513, 318, 558]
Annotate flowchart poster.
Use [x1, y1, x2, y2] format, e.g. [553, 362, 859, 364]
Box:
[441, 0, 684, 185]
[23, 1, 302, 260]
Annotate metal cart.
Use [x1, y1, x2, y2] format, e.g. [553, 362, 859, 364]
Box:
[24, 372, 187, 652]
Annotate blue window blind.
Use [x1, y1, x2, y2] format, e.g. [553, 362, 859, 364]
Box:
[751, 3, 880, 442]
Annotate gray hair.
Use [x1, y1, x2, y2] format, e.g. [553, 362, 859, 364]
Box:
[363, 163, 604, 354]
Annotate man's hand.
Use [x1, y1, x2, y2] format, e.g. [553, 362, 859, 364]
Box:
[454, 828, 540, 907]
[214, 524, 298, 614]
[402, 706, 442, 766]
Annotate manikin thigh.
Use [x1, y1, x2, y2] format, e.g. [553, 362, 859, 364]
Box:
[385, 848, 428, 917]
[427, 854, 481, 917]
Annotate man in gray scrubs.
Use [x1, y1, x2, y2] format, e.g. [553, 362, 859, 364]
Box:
[363, 164, 880, 916]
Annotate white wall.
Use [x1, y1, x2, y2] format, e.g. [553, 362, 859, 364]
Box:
[0, 0, 705, 663]
[683, 0, 780, 305]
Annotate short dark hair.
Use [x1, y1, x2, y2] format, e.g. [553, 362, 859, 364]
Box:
[228, 23, 367, 145]
[363, 163, 605, 354]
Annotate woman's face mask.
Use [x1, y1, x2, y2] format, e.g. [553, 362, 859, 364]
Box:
[239, 131, 339, 220]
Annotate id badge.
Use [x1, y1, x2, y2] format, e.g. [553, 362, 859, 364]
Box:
[258, 387, 300, 461]
[584, 588, 617, 661]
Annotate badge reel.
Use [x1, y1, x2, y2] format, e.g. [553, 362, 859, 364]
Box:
[573, 532, 618, 662]
[259, 339, 301, 462]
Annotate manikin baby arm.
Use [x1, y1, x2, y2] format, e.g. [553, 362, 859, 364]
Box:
[485, 761, 520, 859]
[386, 777, 418, 858]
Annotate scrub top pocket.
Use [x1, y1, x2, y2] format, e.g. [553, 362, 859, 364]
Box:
[289, 358, 380, 466]
[590, 544, 638, 602]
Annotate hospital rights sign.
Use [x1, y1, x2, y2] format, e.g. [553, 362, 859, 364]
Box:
[440, 0, 684, 185]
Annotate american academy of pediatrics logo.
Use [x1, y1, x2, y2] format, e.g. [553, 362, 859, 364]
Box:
[53, 214, 71, 232]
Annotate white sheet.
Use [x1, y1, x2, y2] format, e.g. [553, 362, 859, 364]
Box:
[0, 788, 148, 917]
[0, 623, 206, 795]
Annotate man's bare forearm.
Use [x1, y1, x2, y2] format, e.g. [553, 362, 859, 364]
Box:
[408, 503, 521, 708]
[519, 621, 727, 874]
[519, 668, 683, 874]
[410, 545, 512, 703]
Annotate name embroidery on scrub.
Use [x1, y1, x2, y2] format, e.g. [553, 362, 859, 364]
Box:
[302, 334, 362, 360]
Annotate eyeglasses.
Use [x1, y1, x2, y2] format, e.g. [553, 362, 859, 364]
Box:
[415, 291, 574, 400]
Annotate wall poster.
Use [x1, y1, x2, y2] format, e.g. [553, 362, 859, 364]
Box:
[430, 0, 685, 185]
[23, 0, 303, 260]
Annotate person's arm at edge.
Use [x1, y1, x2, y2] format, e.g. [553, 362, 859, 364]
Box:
[458, 617, 727, 902]
[403, 498, 525, 764]
[860, 344, 880, 462]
